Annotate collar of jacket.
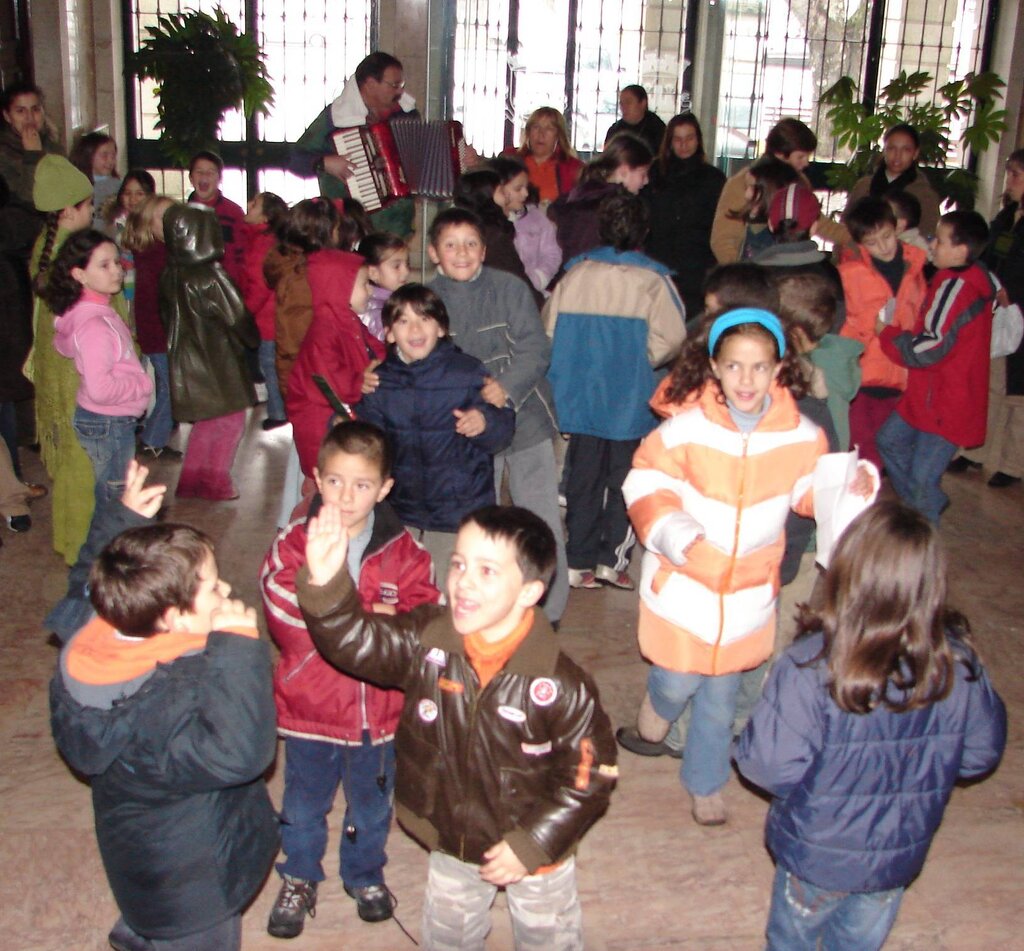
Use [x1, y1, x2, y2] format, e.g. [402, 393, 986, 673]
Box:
[566, 245, 674, 277]
[697, 379, 801, 433]
[418, 604, 561, 678]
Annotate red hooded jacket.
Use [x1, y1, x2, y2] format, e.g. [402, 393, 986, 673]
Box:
[237, 224, 276, 341]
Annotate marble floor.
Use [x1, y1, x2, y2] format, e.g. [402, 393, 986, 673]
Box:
[1, 408, 1021, 950]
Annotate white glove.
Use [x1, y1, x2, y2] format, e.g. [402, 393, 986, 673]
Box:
[647, 512, 705, 567]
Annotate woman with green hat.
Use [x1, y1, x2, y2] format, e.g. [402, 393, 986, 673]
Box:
[25, 154, 100, 564]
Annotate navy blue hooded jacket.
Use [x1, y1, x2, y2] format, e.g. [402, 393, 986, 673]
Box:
[734, 632, 1006, 893]
[357, 337, 515, 532]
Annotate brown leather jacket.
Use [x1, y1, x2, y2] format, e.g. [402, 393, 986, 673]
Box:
[298, 565, 617, 872]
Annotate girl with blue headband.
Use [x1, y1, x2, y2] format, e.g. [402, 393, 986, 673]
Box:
[620, 307, 874, 827]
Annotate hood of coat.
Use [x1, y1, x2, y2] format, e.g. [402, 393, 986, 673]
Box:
[306, 248, 365, 313]
[52, 299, 112, 359]
[164, 203, 225, 267]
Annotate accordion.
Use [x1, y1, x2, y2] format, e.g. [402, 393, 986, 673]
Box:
[331, 118, 468, 212]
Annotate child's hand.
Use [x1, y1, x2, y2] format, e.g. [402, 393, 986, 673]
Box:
[211, 598, 257, 631]
[362, 359, 382, 394]
[454, 407, 486, 437]
[21, 126, 42, 151]
[305, 502, 350, 586]
[480, 376, 508, 408]
[996, 287, 1010, 308]
[480, 840, 528, 886]
[372, 603, 397, 615]
[849, 461, 877, 498]
[120, 459, 166, 518]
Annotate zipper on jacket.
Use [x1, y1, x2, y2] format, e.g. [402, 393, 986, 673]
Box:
[458, 673, 482, 862]
[714, 432, 749, 675]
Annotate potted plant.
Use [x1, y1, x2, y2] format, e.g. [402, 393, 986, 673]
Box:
[821, 69, 1006, 208]
[131, 7, 274, 166]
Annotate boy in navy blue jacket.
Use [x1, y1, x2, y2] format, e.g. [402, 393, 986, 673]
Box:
[357, 283, 515, 576]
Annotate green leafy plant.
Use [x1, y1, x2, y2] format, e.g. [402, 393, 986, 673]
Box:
[821, 69, 1006, 207]
[131, 7, 274, 165]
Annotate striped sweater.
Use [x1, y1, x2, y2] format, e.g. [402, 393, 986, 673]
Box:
[623, 381, 827, 675]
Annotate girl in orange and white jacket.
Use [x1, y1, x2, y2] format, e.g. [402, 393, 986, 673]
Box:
[620, 308, 874, 827]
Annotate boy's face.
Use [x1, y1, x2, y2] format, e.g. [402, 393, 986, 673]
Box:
[164, 550, 231, 636]
[931, 222, 969, 270]
[860, 223, 898, 263]
[386, 303, 446, 362]
[428, 223, 486, 281]
[350, 266, 372, 313]
[314, 449, 393, 537]
[446, 521, 544, 643]
[189, 159, 221, 202]
[244, 195, 265, 225]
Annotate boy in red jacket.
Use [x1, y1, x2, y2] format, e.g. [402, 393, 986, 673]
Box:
[260, 420, 440, 937]
[877, 211, 1000, 523]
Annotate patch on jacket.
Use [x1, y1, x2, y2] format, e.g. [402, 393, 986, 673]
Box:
[418, 698, 439, 722]
[438, 677, 464, 694]
[521, 740, 552, 755]
[425, 647, 447, 667]
[377, 582, 399, 605]
[498, 705, 527, 723]
[529, 677, 558, 707]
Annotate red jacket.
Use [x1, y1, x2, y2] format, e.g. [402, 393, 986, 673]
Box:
[285, 249, 385, 476]
[238, 225, 276, 341]
[189, 191, 246, 285]
[261, 498, 440, 744]
[880, 262, 998, 447]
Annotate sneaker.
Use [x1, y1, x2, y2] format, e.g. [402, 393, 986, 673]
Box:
[988, 471, 1021, 488]
[6, 514, 30, 533]
[344, 883, 395, 923]
[691, 792, 728, 826]
[267, 875, 317, 939]
[262, 417, 289, 431]
[615, 726, 682, 759]
[23, 482, 48, 501]
[595, 565, 635, 590]
[138, 443, 183, 461]
[568, 568, 601, 589]
[947, 456, 981, 473]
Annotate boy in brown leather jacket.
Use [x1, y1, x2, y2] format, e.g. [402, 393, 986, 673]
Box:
[298, 503, 617, 950]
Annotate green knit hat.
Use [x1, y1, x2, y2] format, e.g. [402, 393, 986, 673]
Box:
[32, 154, 93, 212]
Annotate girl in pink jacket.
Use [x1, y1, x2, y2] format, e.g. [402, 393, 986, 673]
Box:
[43, 229, 151, 506]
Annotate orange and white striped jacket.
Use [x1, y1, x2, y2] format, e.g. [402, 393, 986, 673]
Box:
[623, 381, 827, 676]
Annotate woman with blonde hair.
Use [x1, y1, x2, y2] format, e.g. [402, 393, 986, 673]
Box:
[505, 106, 583, 203]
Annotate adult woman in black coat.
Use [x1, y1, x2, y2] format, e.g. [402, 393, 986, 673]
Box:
[643, 113, 726, 319]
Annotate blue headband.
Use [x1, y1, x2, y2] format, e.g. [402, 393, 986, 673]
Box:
[708, 308, 786, 358]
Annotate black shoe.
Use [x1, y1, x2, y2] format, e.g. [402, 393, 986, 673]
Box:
[947, 456, 981, 473]
[615, 726, 683, 759]
[6, 514, 30, 533]
[988, 471, 1022, 488]
[262, 417, 289, 431]
[267, 875, 317, 939]
[344, 883, 395, 923]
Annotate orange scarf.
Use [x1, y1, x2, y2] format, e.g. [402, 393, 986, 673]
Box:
[464, 609, 534, 689]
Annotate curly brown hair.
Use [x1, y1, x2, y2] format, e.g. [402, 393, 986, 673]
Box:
[660, 312, 808, 406]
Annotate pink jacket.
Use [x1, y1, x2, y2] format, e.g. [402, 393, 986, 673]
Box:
[53, 292, 152, 417]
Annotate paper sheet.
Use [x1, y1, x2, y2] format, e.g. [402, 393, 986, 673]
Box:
[813, 450, 880, 569]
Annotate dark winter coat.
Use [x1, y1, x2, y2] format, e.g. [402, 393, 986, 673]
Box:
[0, 173, 36, 402]
[132, 241, 168, 355]
[356, 338, 515, 532]
[158, 204, 258, 421]
[735, 632, 1006, 893]
[298, 564, 617, 872]
[605, 111, 667, 156]
[644, 154, 726, 317]
[985, 202, 1024, 395]
[548, 180, 620, 268]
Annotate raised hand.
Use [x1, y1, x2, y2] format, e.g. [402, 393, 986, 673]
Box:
[305, 502, 350, 586]
[120, 459, 167, 518]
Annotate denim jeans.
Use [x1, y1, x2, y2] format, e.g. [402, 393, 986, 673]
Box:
[277, 734, 396, 888]
[647, 665, 741, 796]
[876, 412, 959, 525]
[258, 339, 286, 422]
[766, 867, 904, 951]
[72, 406, 138, 506]
[139, 353, 174, 450]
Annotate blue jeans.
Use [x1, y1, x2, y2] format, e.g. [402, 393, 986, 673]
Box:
[278, 734, 396, 888]
[139, 353, 173, 450]
[72, 406, 138, 506]
[258, 339, 286, 422]
[647, 666, 741, 796]
[766, 867, 904, 951]
[876, 412, 958, 525]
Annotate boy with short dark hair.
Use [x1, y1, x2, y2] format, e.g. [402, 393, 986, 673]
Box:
[297, 501, 618, 949]
[261, 419, 440, 937]
[838, 195, 928, 468]
[426, 208, 569, 623]
[543, 191, 686, 591]
[187, 149, 245, 282]
[50, 461, 278, 951]
[877, 210, 1000, 524]
[357, 282, 515, 574]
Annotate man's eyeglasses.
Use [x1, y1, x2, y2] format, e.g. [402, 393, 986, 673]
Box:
[381, 79, 406, 90]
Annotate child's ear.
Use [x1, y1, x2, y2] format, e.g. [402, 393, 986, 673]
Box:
[312, 467, 324, 495]
[385, 328, 396, 345]
[158, 605, 188, 634]
[709, 357, 721, 381]
[70, 266, 87, 286]
[427, 244, 441, 265]
[376, 477, 395, 502]
[517, 578, 546, 610]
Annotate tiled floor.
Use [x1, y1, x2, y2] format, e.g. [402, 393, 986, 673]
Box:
[1, 409, 1020, 950]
